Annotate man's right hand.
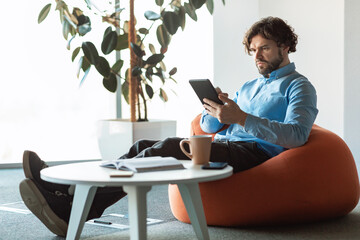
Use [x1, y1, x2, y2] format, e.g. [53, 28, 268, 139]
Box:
[203, 88, 248, 127]
[215, 87, 228, 99]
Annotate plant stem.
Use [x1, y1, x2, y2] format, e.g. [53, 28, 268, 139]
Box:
[129, 0, 137, 122]
[140, 21, 155, 46]
[137, 81, 148, 121]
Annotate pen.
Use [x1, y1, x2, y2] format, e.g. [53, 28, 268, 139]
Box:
[94, 220, 112, 225]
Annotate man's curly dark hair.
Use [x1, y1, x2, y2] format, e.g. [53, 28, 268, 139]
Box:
[243, 17, 298, 55]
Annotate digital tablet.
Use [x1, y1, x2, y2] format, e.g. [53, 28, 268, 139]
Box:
[189, 79, 224, 105]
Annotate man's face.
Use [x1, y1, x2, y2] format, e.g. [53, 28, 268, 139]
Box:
[249, 34, 287, 77]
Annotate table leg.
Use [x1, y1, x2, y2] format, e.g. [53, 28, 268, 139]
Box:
[123, 185, 152, 240]
[177, 183, 210, 240]
[66, 185, 97, 240]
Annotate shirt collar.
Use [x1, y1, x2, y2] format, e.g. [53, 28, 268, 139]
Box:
[260, 62, 296, 82]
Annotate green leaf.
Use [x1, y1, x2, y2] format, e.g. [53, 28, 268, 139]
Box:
[144, 11, 161, 21]
[171, 0, 182, 7]
[145, 68, 153, 82]
[184, 2, 197, 21]
[160, 61, 166, 71]
[139, 28, 149, 34]
[59, 8, 64, 23]
[78, 22, 92, 36]
[82, 41, 99, 65]
[63, 14, 77, 29]
[145, 84, 154, 98]
[206, 0, 214, 14]
[190, 0, 206, 9]
[169, 67, 177, 76]
[103, 73, 117, 93]
[115, 33, 128, 50]
[72, 47, 81, 62]
[178, 6, 186, 30]
[130, 42, 144, 58]
[103, 26, 112, 39]
[149, 44, 156, 54]
[112, 59, 124, 73]
[222, 0, 226, 5]
[156, 25, 171, 48]
[95, 56, 111, 77]
[159, 88, 168, 102]
[81, 56, 91, 72]
[145, 54, 164, 65]
[101, 30, 117, 55]
[69, 24, 76, 36]
[125, 68, 130, 81]
[55, 0, 66, 11]
[132, 66, 142, 76]
[122, 80, 129, 104]
[38, 3, 52, 24]
[162, 12, 180, 35]
[155, 0, 164, 6]
[62, 19, 70, 40]
[155, 68, 165, 83]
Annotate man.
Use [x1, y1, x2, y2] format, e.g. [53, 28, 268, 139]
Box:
[19, 16, 318, 237]
[201, 16, 318, 171]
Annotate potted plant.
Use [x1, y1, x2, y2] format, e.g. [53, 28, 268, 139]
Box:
[37, 0, 225, 159]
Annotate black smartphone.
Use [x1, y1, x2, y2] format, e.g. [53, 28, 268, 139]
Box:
[189, 79, 224, 105]
[201, 162, 228, 170]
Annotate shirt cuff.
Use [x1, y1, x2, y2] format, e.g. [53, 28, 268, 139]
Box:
[243, 113, 256, 132]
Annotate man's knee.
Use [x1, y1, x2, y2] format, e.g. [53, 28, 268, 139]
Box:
[141, 137, 183, 157]
[133, 139, 158, 150]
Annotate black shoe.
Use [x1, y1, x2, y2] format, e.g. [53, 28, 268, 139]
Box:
[22, 150, 70, 194]
[22, 151, 127, 224]
[19, 179, 71, 237]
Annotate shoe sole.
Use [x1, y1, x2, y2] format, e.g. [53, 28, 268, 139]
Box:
[19, 179, 68, 237]
[22, 150, 34, 179]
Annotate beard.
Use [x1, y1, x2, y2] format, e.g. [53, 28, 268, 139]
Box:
[256, 49, 284, 77]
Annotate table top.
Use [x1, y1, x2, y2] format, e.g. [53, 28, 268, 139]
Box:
[41, 160, 233, 187]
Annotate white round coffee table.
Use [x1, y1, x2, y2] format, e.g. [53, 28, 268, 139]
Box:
[41, 160, 232, 240]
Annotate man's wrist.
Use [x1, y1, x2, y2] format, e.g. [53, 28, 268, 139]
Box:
[238, 110, 248, 126]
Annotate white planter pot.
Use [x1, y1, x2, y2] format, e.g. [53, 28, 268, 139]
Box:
[97, 119, 177, 160]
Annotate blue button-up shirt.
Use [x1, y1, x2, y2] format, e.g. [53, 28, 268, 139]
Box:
[200, 63, 318, 157]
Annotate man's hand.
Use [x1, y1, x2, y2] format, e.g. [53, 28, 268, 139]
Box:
[203, 90, 248, 126]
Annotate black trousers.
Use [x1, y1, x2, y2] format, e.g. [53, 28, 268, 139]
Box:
[120, 137, 270, 173]
[89, 137, 271, 219]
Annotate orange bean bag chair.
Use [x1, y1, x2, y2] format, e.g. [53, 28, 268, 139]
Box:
[168, 114, 360, 226]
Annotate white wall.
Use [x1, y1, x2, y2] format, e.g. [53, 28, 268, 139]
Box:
[344, 0, 360, 165]
[258, 0, 345, 137]
[213, 0, 259, 97]
[213, 0, 360, 165]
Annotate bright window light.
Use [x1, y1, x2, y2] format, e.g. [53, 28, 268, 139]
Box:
[0, 1, 213, 163]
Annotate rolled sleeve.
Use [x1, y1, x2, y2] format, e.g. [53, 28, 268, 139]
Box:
[244, 79, 318, 148]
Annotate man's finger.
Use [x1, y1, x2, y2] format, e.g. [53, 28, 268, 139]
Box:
[203, 98, 220, 107]
[215, 87, 222, 94]
[218, 94, 231, 103]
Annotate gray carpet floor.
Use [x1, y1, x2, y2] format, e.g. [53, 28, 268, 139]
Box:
[1, 168, 360, 240]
